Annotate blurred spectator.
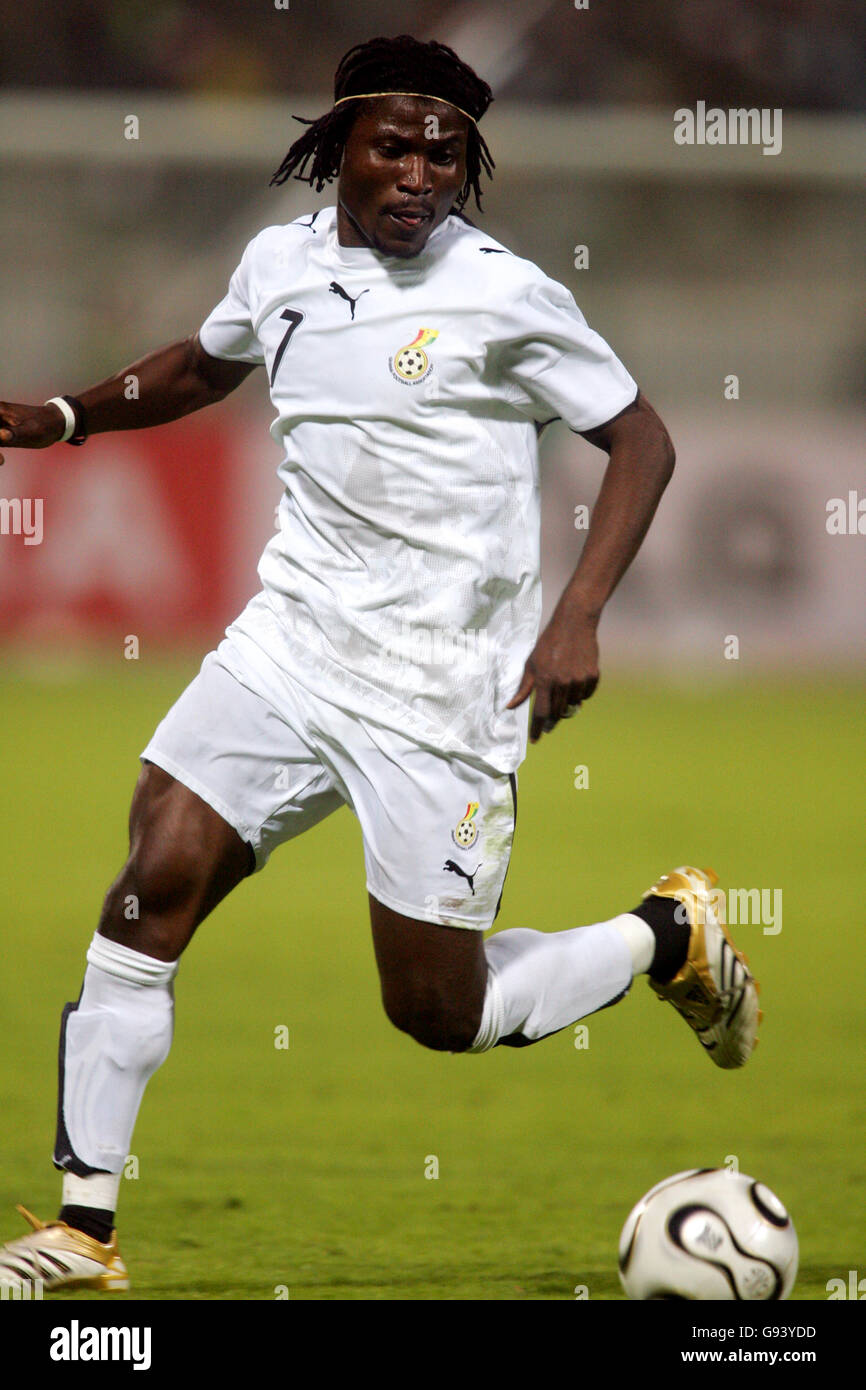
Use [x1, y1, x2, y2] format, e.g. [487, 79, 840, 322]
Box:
[1, 0, 863, 110]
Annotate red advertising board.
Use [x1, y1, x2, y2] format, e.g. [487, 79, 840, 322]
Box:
[0, 414, 263, 648]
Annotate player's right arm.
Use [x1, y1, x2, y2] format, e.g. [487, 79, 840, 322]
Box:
[0, 333, 255, 465]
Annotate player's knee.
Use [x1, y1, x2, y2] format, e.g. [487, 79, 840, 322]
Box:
[99, 833, 205, 950]
[383, 989, 481, 1053]
[129, 831, 203, 913]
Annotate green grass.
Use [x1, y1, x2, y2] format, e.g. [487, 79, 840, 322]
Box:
[0, 660, 863, 1300]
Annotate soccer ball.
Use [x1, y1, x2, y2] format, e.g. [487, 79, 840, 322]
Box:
[618, 1169, 798, 1300]
[454, 818, 477, 847]
[394, 347, 428, 380]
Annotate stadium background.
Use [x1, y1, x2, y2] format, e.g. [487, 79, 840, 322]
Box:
[0, 0, 863, 1300]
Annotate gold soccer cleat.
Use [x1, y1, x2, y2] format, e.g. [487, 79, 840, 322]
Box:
[645, 867, 761, 1069]
[0, 1205, 129, 1293]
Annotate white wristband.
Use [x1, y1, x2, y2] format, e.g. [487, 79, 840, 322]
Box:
[44, 396, 76, 443]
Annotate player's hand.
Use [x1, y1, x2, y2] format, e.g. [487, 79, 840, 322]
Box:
[506, 611, 600, 743]
[0, 401, 66, 465]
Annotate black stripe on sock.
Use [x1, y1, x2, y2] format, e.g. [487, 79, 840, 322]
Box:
[58, 1205, 114, 1245]
[631, 896, 691, 983]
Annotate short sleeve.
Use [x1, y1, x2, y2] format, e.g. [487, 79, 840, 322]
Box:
[199, 240, 265, 365]
[492, 275, 638, 433]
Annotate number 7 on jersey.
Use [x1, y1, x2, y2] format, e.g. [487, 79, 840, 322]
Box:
[270, 308, 304, 386]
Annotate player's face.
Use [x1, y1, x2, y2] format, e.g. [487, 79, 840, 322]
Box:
[337, 96, 469, 259]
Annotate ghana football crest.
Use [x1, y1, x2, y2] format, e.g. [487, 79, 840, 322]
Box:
[389, 328, 438, 384]
[452, 801, 480, 850]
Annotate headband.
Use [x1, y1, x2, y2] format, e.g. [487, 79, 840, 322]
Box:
[332, 92, 478, 125]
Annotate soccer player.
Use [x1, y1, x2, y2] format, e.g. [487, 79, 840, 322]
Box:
[0, 35, 759, 1293]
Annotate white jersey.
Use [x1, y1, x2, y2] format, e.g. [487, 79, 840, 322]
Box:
[199, 205, 637, 773]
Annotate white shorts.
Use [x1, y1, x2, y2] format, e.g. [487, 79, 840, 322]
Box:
[141, 639, 517, 931]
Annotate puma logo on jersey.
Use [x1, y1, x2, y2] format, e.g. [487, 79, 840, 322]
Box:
[443, 859, 482, 895]
[298, 211, 321, 232]
[479, 247, 507, 254]
[329, 281, 370, 320]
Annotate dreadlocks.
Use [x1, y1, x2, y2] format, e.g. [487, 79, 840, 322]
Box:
[270, 35, 495, 212]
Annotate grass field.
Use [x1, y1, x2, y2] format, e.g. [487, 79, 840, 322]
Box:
[0, 660, 863, 1301]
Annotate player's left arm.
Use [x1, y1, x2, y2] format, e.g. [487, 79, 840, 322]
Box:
[507, 391, 675, 743]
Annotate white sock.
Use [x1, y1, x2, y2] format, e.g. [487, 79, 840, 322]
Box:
[54, 933, 178, 1176]
[467, 916, 638, 1053]
[611, 912, 655, 975]
[61, 1170, 122, 1215]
